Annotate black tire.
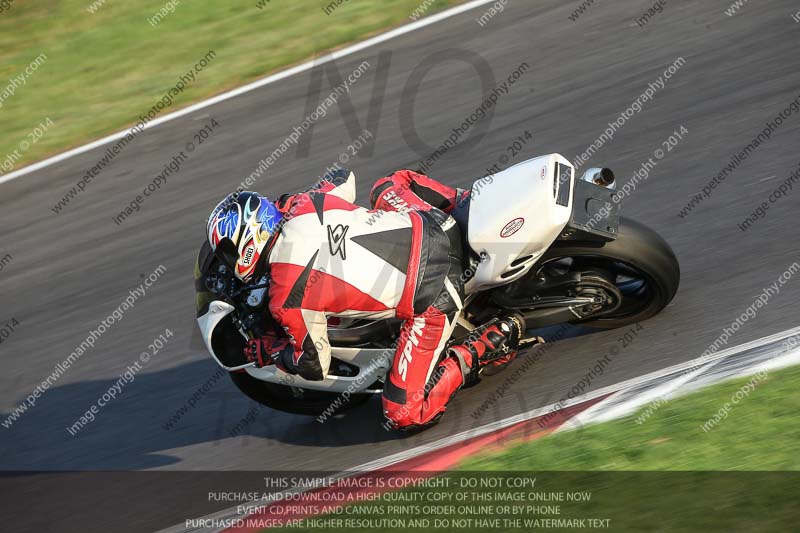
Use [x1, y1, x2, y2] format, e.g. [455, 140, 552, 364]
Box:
[229, 371, 372, 417]
[539, 217, 680, 329]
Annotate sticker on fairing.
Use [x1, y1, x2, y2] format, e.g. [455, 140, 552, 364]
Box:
[500, 217, 525, 238]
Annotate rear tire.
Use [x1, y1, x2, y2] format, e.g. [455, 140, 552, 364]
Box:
[229, 371, 372, 417]
[539, 217, 680, 329]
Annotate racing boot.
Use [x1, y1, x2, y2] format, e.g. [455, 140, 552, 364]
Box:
[447, 313, 525, 383]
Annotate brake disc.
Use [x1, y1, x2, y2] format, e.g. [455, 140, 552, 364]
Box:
[574, 273, 623, 317]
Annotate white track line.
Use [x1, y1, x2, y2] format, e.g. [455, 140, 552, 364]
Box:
[561, 346, 800, 430]
[158, 326, 800, 533]
[0, 0, 499, 186]
[354, 325, 800, 471]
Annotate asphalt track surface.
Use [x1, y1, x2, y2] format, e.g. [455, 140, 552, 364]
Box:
[2, 0, 799, 531]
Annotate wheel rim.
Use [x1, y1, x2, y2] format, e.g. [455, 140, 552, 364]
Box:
[536, 255, 658, 321]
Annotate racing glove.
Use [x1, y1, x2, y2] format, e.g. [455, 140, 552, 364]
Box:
[244, 335, 292, 368]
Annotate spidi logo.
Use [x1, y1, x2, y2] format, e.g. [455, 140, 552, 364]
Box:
[398, 317, 426, 381]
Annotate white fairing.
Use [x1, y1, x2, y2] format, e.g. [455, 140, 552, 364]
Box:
[197, 300, 255, 371]
[466, 154, 574, 291]
[198, 299, 392, 391]
[245, 346, 392, 393]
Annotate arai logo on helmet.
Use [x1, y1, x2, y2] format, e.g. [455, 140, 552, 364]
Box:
[500, 217, 525, 238]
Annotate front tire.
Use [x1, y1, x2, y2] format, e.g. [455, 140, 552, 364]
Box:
[229, 371, 372, 417]
[539, 217, 680, 329]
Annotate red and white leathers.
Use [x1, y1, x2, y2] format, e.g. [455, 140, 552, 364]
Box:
[264, 168, 473, 429]
[369, 170, 473, 429]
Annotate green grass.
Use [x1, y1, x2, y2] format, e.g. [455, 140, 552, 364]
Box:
[462, 364, 800, 471]
[261, 366, 800, 532]
[0, 0, 462, 173]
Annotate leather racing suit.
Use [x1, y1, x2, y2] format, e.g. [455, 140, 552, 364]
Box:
[265, 168, 472, 429]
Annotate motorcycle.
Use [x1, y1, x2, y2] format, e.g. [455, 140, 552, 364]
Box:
[196, 154, 680, 416]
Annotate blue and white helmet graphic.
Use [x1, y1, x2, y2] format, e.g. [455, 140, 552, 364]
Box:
[206, 192, 282, 281]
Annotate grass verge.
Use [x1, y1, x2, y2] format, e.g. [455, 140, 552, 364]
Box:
[462, 363, 800, 471]
[260, 365, 800, 532]
[0, 0, 461, 174]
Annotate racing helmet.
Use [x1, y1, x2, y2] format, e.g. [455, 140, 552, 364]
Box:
[206, 192, 283, 282]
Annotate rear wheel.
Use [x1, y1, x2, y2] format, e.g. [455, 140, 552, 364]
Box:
[229, 371, 373, 417]
[537, 217, 680, 329]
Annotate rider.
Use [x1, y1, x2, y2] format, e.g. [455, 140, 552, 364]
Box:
[202, 168, 523, 430]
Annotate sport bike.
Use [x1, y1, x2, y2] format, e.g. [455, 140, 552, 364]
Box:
[197, 154, 680, 415]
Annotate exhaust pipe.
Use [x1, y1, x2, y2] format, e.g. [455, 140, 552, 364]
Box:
[581, 167, 616, 189]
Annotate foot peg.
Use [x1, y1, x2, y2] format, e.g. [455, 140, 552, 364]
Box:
[447, 313, 525, 382]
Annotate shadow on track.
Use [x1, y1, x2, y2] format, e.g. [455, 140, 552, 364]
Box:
[0, 325, 594, 470]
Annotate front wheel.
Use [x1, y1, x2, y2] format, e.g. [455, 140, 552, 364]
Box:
[229, 371, 372, 417]
[537, 217, 680, 329]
